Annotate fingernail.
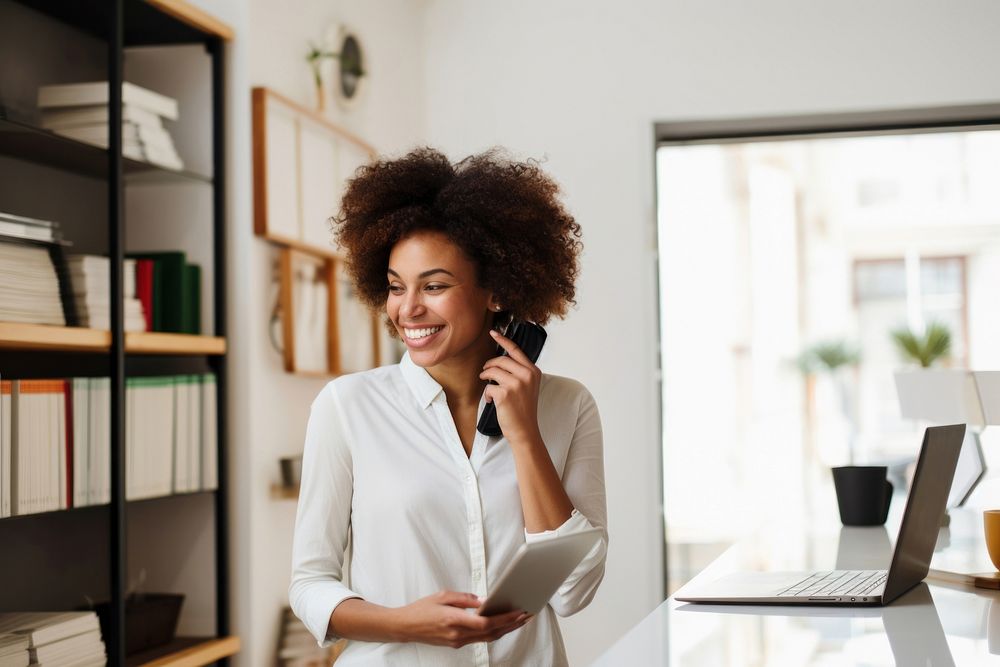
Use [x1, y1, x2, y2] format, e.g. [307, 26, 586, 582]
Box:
[489, 330, 499, 337]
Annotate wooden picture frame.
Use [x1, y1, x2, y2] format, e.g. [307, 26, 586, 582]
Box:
[257, 86, 388, 377]
[252, 86, 376, 257]
[278, 248, 335, 375]
[278, 248, 388, 376]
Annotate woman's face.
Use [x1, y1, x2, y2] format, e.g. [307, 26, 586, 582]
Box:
[387, 230, 497, 369]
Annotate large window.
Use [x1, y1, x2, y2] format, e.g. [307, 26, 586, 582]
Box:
[657, 124, 1000, 593]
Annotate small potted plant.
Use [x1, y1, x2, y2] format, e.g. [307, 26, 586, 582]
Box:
[892, 321, 975, 426]
[890, 321, 952, 369]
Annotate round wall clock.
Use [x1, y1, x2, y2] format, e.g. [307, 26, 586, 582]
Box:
[325, 23, 366, 110]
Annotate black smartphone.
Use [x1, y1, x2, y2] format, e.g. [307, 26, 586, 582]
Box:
[476, 320, 547, 437]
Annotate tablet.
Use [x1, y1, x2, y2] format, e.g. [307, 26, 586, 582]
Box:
[477, 528, 603, 616]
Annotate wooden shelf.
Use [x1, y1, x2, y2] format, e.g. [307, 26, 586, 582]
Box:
[0, 323, 225, 355]
[125, 636, 240, 667]
[14, 0, 231, 46]
[144, 0, 234, 41]
[0, 322, 109, 351]
[126, 332, 226, 355]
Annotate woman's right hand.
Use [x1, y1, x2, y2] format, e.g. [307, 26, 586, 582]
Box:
[392, 590, 532, 647]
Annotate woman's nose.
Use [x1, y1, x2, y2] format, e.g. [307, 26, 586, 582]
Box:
[400, 292, 425, 318]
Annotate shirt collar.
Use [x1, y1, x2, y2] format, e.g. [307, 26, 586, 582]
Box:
[399, 351, 444, 409]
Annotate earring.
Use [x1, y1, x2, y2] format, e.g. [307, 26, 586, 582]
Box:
[493, 305, 501, 311]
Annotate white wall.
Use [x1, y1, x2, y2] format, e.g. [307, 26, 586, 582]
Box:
[419, 1, 1000, 663]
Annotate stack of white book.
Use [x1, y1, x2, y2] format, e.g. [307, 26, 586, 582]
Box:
[67, 255, 145, 331]
[37, 81, 184, 172]
[0, 242, 66, 326]
[0, 633, 29, 667]
[0, 612, 106, 667]
[0, 211, 61, 245]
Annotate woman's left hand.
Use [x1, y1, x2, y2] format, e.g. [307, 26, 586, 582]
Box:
[479, 329, 542, 444]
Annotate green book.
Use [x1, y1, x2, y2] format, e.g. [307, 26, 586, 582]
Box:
[182, 263, 201, 334]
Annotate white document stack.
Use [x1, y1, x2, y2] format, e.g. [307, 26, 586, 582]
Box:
[66, 255, 145, 331]
[0, 612, 106, 667]
[0, 211, 60, 245]
[0, 242, 65, 326]
[37, 81, 184, 171]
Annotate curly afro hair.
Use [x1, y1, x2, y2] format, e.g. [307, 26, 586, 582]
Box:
[334, 146, 583, 327]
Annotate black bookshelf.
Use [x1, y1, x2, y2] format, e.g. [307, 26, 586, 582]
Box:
[0, 1, 233, 666]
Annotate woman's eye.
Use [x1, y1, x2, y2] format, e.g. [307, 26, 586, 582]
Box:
[425, 285, 447, 292]
[388, 285, 403, 294]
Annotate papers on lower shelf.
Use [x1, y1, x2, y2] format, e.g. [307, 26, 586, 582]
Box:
[0, 374, 218, 518]
[0, 241, 66, 326]
[67, 255, 146, 332]
[38, 81, 184, 172]
[0, 611, 106, 667]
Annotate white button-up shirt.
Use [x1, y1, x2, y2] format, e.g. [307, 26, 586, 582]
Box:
[289, 352, 608, 666]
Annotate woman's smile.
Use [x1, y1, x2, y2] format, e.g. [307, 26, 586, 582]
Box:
[401, 325, 446, 348]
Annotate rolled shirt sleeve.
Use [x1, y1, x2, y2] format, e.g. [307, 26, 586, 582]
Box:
[524, 388, 608, 617]
[289, 382, 363, 646]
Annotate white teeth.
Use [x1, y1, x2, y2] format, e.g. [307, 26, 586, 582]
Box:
[404, 326, 443, 340]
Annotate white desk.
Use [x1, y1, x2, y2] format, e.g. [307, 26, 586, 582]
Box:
[591, 508, 1000, 666]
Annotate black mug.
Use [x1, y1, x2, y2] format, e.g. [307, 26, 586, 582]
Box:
[832, 466, 893, 526]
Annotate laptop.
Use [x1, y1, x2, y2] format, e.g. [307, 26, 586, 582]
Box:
[675, 424, 965, 607]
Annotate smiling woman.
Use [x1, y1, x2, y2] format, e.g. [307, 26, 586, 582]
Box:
[288, 147, 608, 667]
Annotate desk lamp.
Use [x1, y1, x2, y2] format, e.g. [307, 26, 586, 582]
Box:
[894, 370, 1000, 520]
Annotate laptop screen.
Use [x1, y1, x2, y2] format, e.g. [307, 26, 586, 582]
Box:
[882, 424, 966, 603]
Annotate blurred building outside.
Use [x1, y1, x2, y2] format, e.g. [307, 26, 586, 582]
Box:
[657, 128, 1000, 593]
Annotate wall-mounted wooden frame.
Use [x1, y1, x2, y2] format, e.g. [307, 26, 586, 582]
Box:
[278, 248, 387, 376]
[278, 248, 334, 375]
[252, 87, 376, 256]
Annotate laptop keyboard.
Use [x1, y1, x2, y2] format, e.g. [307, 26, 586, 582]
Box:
[777, 570, 887, 597]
